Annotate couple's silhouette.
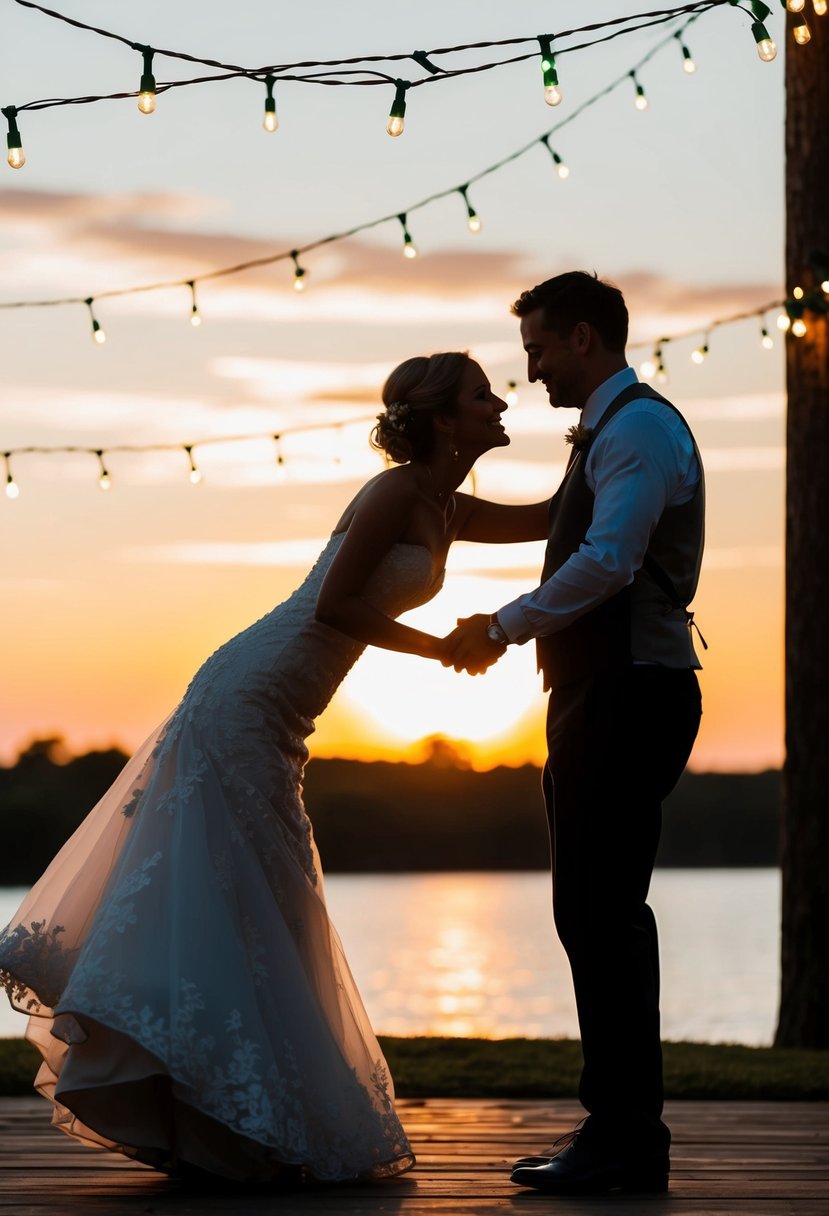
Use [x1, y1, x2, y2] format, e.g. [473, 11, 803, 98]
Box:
[0, 271, 703, 1195]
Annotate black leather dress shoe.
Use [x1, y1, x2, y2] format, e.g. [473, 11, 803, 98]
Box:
[510, 1120, 669, 1195]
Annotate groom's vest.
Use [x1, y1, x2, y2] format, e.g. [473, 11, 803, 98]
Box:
[536, 383, 705, 693]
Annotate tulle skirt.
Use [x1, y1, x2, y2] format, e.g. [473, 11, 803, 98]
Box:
[0, 712, 414, 1182]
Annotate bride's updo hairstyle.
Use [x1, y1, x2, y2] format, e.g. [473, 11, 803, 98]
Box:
[371, 352, 470, 464]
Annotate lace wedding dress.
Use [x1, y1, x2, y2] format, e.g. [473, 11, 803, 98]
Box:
[0, 534, 445, 1182]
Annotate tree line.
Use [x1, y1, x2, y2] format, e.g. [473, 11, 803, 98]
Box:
[0, 737, 780, 885]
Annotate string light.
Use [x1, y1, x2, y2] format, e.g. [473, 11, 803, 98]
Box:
[4, 452, 19, 499]
[386, 79, 409, 137]
[760, 324, 774, 349]
[458, 185, 481, 234]
[187, 280, 201, 327]
[785, 0, 805, 12]
[137, 45, 156, 115]
[655, 340, 669, 383]
[537, 36, 562, 106]
[85, 298, 106, 345]
[675, 33, 697, 72]
[792, 12, 812, 41]
[630, 69, 649, 110]
[813, 0, 827, 16]
[751, 20, 778, 59]
[398, 213, 418, 259]
[262, 75, 278, 132]
[0, 8, 742, 331]
[540, 135, 570, 178]
[2, 106, 25, 169]
[95, 450, 111, 491]
[777, 312, 792, 331]
[290, 250, 307, 291]
[639, 356, 657, 379]
[184, 445, 202, 484]
[505, 381, 519, 406]
[791, 318, 808, 336]
[691, 335, 709, 363]
[793, 285, 804, 299]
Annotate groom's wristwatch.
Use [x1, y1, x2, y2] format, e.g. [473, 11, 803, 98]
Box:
[486, 614, 508, 646]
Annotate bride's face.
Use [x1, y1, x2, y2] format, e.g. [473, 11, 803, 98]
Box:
[449, 361, 510, 457]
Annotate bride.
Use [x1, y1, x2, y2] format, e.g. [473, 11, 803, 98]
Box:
[0, 351, 548, 1184]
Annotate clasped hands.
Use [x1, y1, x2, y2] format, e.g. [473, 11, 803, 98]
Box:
[440, 614, 505, 676]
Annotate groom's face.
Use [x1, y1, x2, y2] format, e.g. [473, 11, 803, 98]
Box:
[520, 309, 585, 410]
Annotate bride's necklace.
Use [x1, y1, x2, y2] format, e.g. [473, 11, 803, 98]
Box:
[423, 463, 456, 529]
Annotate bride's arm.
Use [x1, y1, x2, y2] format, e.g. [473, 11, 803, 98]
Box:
[315, 472, 448, 661]
[451, 492, 550, 543]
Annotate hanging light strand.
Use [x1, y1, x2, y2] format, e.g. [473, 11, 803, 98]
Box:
[3, 1, 761, 142]
[0, 9, 726, 323]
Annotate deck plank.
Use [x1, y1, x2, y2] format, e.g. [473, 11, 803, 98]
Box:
[0, 1097, 826, 1214]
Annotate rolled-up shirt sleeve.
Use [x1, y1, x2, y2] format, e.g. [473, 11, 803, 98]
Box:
[497, 411, 690, 644]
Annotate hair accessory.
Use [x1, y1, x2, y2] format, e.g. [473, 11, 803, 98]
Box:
[385, 401, 411, 432]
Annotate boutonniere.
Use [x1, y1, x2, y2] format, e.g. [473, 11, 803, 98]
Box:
[564, 422, 593, 451]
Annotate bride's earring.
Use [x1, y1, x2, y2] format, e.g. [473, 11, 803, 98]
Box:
[449, 439, 459, 461]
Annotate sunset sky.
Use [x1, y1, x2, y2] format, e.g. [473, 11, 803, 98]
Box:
[0, 1, 788, 772]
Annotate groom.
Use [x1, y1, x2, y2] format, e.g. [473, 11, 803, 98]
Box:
[446, 271, 704, 1195]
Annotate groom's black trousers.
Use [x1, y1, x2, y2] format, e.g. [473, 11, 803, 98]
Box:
[543, 664, 702, 1126]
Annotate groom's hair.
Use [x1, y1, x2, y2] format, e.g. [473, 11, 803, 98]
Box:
[511, 271, 628, 353]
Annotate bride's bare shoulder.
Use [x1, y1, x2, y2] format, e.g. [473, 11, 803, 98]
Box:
[332, 465, 418, 535]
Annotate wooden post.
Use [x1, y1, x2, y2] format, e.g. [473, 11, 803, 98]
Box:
[776, 12, 829, 1049]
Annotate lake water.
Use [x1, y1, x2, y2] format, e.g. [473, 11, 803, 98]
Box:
[0, 869, 779, 1045]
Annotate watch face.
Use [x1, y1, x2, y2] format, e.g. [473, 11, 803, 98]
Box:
[487, 623, 506, 644]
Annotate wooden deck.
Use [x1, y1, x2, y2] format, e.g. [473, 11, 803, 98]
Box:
[1, 1096, 828, 1215]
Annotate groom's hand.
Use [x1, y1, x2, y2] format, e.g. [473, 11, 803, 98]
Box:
[443, 614, 505, 675]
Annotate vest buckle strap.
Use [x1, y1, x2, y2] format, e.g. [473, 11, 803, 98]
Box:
[687, 611, 708, 651]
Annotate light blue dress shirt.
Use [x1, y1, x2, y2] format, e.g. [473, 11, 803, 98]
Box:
[497, 367, 700, 645]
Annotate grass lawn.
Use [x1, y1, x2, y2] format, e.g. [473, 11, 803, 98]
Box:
[0, 1036, 827, 1100]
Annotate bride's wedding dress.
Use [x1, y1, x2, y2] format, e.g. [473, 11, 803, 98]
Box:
[0, 534, 444, 1182]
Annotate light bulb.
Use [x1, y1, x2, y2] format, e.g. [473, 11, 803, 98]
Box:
[683, 56, 697, 74]
[506, 382, 519, 406]
[656, 367, 669, 384]
[556, 161, 570, 180]
[4, 108, 25, 169]
[538, 37, 561, 106]
[99, 472, 111, 491]
[793, 285, 805, 299]
[93, 324, 107, 345]
[467, 213, 481, 234]
[398, 214, 417, 259]
[387, 80, 408, 137]
[290, 251, 307, 291]
[814, 0, 827, 15]
[792, 318, 808, 337]
[793, 17, 812, 41]
[752, 23, 778, 60]
[190, 469, 203, 484]
[787, 0, 805, 12]
[640, 358, 657, 379]
[635, 90, 649, 111]
[190, 310, 202, 327]
[5, 477, 19, 499]
[821, 279, 829, 293]
[137, 47, 156, 115]
[263, 108, 278, 133]
[761, 328, 774, 349]
[544, 83, 562, 106]
[691, 344, 708, 364]
[777, 313, 791, 331]
[263, 76, 279, 133]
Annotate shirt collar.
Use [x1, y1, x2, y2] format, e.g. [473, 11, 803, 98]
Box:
[582, 366, 637, 430]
